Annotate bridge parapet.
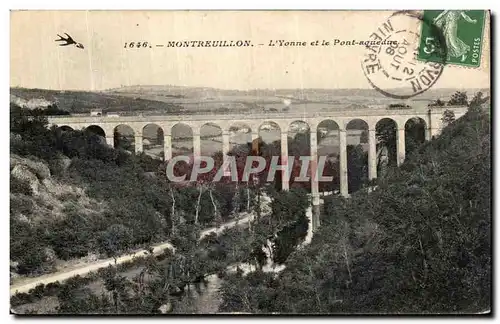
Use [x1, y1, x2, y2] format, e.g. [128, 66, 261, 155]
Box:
[48, 106, 466, 122]
[48, 106, 469, 140]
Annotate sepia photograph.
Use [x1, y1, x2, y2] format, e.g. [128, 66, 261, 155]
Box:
[9, 9, 491, 315]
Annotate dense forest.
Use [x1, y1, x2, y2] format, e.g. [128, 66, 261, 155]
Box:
[10, 91, 490, 314]
[217, 96, 491, 314]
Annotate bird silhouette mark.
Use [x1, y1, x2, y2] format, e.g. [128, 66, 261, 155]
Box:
[55, 33, 84, 49]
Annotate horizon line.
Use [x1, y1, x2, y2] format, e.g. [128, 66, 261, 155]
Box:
[10, 84, 490, 93]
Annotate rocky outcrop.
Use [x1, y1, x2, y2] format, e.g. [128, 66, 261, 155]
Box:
[11, 154, 51, 180]
[10, 154, 106, 224]
[10, 94, 55, 110]
[11, 164, 40, 195]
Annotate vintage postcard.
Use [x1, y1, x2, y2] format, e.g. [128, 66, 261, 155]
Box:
[10, 10, 491, 315]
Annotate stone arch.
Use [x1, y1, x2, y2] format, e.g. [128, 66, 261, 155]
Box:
[258, 121, 281, 145]
[171, 122, 194, 156]
[405, 117, 427, 156]
[287, 120, 310, 133]
[200, 122, 223, 157]
[142, 123, 164, 159]
[85, 125, 106, 137]
[346, 118, 369, 131]
[317, 119, 340, 144]
[317, 119, 341, 193]
[114, 124, 135, 152]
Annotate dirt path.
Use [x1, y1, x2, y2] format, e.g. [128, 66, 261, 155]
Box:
[10, 213, 255, 296]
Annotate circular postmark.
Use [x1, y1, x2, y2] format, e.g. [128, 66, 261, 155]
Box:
[361, 11, 447, 99]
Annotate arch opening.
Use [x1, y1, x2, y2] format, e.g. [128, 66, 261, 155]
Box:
[405, 117, 427, 156]
[171, 123, 194, 157]
[256, 121, 282, 188]
[258, 121, 281, 145]
[142, 123, 164, 160]
[200, 123, 223, 161]
[346, 119, 369, 194]
[85, 125, 106, 138]
[288, 120, 311, 191]
[317, 120, 340, 194]
[114, 124, 135, 152]
[228, 123, 252, 158]
[375, 118, 398, 178]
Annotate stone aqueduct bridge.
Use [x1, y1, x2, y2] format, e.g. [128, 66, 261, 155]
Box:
[48, 106, 467, 203]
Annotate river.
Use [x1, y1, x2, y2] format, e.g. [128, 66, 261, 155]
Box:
[168, 205, 318, 314]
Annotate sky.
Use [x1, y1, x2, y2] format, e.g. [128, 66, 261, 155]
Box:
[10, 10, 490, 91]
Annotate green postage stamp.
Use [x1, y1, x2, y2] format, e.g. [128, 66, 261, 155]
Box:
[417, 10, 487, 67]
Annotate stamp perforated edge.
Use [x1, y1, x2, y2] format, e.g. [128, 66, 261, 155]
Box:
[415, 10, 489, 69]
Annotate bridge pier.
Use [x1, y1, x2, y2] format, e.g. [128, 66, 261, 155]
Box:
[222, 131, 230, 162]
[339, 129, 349, 197]
[311, 203, 321, 231]
[193, 133, 201, 160]
[280, 131, 289, 191]
[368, 129, 377, 180]
[106, 136, 114, 148]
[396, 128, 405, 166]
[164, 134, 172, 161]
[310, 131, 319, 201]
[425, 127, 431, 141]
[135, 135, 143, 154]
[222, 131, 231, 176]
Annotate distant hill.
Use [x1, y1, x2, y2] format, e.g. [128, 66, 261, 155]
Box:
[10, 87, 184, 115]
[107, 84, 488, 102]
[10, 86, 489, 115]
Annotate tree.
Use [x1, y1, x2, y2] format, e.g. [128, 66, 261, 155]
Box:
[114, 131, 132, 151]
[269, 188, 309, 264]
[156, 128, 164, 145]
[405, 118, 427, 157]
[347, 145, 368, 193]
[469, 91, 489, 112]
[376, 120, 397, 166]
[16, 245, 47, 275]
[10, 103, 50, 140]
[447, 91, 468, 106]
[441, 109, 456, 127]
[97, 224, 133, 261]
